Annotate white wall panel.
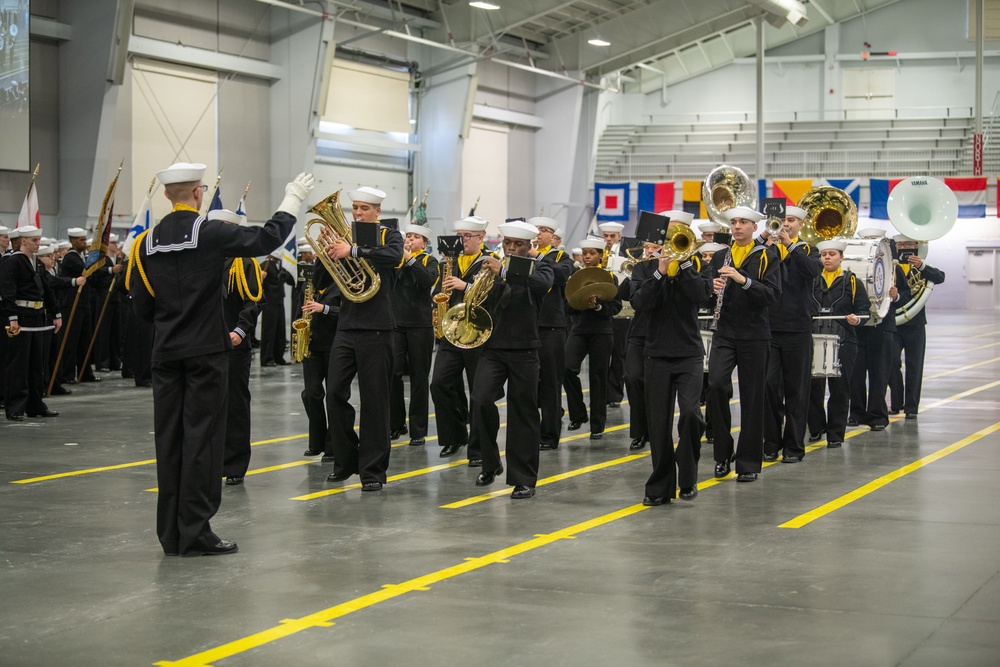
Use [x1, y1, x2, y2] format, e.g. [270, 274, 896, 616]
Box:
[461, 121, 508, 237]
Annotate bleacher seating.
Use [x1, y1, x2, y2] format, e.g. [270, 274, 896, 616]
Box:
[594, 115, 995, 181]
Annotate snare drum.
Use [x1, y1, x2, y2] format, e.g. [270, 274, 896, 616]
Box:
[811, 334, 841, 378]
[841, 237, 892, 325]
[700, 330, 713, 372]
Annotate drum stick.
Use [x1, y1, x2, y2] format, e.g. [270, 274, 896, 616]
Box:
[812, 314, 870, 320]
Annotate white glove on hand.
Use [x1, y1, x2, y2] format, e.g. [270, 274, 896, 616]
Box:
[277, 172, 316, 216]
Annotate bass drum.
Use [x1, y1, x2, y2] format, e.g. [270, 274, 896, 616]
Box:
[841, 237, 893, 325]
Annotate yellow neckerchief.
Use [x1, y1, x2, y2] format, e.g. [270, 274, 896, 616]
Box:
[775, 236, 799, 261]
[537, 245, 552, 256]
[125, 229, 155, 296]
[664, 253, 701, 277]
[173, 202, 199, 213]
[228, 258, 263, 302]
[901, 263, 911, 276]
[457, 250, 482, 276]
[730, 241, 754, 268]
[823, 267, 843, 288]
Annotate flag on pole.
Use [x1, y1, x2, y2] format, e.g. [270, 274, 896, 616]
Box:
[815, 178, 862, 208]
[869, 178, 904, 219]
[85, 161, 123, 275]
[943, 177, 986, 217]
[236, 186, 248, 225]
[17, 179, 39, 228]
[681, 180, 706, 219]
[594, 182, 629, 221]
[209, 186, 224, 212]
[273, 230, 298, 275]
[771, 179, 814, 207]
[122, 184, 154, 258]
[636, 181, 675, 214]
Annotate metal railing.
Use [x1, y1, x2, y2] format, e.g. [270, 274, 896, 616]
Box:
[640, 106, 976, 125]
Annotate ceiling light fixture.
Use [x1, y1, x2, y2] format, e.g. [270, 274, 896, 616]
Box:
[469, 1, 500, 9]
[588, 37, 611, 47]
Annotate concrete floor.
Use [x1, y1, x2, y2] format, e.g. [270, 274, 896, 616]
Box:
[2, 311, 999, 666]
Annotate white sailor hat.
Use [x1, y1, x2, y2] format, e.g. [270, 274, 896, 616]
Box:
[67, 227, 86, 238]
[553, 227, 565, 239]
[17, 225, 41, 238]
[8, 228, 19, 239]
[699, 242, 726, 253]
[658, 209, 695, 225]
[108, 233, 119, 243]
[527, 216, 559, 232]
[817, 239, 847, 252]
[579, 237, 606, 250]
[404, 224, 433, 240]
[155, 162, 207, 185]
[297, 237, 307, 246]
[347, 186, 386, 205]
[40, 236, 51, 245]
[208, 209, 242, 225]
[892, 233, 916, 244]
[498, 220, 539, 240]
[452, 216, 488, 233]
[725, 206, 764, 223]
[698, 221, 724, 233]
[37, 245, 54, 256]
[598, 222, 625, 233]
[857, 227, 886, 239]
[571, 247, 582, 255]
[86, 238, 93, 245]
[56, 240, 71, 250]
[297, 246, 312, 255]
[786, 206, 808, 220]
[0, 225, 9, 235]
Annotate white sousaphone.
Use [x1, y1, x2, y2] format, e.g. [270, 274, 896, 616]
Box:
[887, 177, 957, 325]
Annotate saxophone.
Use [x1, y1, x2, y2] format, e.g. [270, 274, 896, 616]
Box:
[432, 255, 453, 339]
[291, 280, 314, 362]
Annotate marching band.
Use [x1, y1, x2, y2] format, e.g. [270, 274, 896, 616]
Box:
[0, 162, 956, 554]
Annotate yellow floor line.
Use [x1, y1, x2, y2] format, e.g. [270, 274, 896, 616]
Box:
[152, 502, 649, 667]
[925, 340, 1000, 361]
[779, 420, 1000, 529]
[923, 355, 1000, 381]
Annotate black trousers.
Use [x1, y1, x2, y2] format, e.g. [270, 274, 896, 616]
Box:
[430, 341, 481, 456]
[538, 327, 567, 448]
[96, 298, 122, 370]
[132, 315, 154, 386]
[625, 336, 647, 439]
[564, 332, 612, 434]
[608, 318, 629, 403]
[809, 341, 858, 443]
[390, 327, 434, 439]
[327, 329, 394, 484]
[889, 324, 927, 415]
[644, 355, 704, 498]
[152, 351, 229, 555]
[0, 328, 8, 406]
[223, 346, 253, 478]
[708, 335, 769, 474]
[850, 326, 890, 426]
[57, 298, 93, 383]
[302, 348, 332, 454]
[474, 348, 541, 487]
[260, 301, 287, 364]
[5, 329, 49, 418]
[763, 331, 813, 459]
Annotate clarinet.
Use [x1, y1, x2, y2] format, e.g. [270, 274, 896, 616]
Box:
[710, 250, 732, 332]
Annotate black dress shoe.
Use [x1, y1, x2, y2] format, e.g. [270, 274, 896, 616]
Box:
[136, 381, 152, 388]
[905, 413, 917, 420]
[826, 441, 843, 449]
[642, 496, 669, 506]
[763, 451, 779, 462]
[870, 424, 887, 431]
[27, 409, 59, 418]
[440, 439, 467, 457]
[50, 385, 72, 396]
[714, 461, 731, 478]
[81, 376, 101, 383]
[539, 442, 559, 450]
[275, 359, 289, 366]
[888, 409, 901, 416]
[476, 466, 503, 486]
[183, 540, 238, 556]
[679, 487, 698, 501]
[327, 471, 355, 482]
[590, 432, 604, 440]
[361, 482, 383, 492]
[321, 455, 336, 463]
[304, 448, 323, 457]
[567, 418, 588, 431]
[97, 367, 111, 372]
[736, 472, 758, 483]
[511, 485, 535, 499]
[706, 437, 714, 444]
[847, 417, 860, 427]
[225, 476, 244, 485]
[607, 402, 621, 408]
[468, 458, 482, 468]
[629, 437, 647, 451]
[390, 426, 408, 439]
[263, 361, 276, 367]
[808, 432, 823, 442]
[408, 437, 425, 447]
[7, 414, 25, 421]
[781, 456, 803, 463]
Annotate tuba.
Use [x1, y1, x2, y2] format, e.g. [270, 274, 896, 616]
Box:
[304, 190, 381, 303]
[441, 264, 497, 349]
[703, 165, 757, 228]
[797, 186, 858, 247]
[888, 177, 957, 325]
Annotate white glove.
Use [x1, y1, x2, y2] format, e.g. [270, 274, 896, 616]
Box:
[277, 172, 316, 216]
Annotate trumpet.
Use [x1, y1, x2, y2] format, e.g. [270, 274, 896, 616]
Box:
[765, 216, 784, 236]
[304, 190, 381, 303]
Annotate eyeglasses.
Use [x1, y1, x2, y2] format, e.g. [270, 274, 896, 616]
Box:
[196, 184, 208, 193]
[457, 233, 481, 240]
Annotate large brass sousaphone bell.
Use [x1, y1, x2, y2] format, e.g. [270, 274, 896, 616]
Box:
[565, 267, 619, 310]
[797, 186, 858, 247]
[703, 165, 757, 228]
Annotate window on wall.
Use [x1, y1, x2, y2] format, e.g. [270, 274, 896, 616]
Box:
[324, 59, 411, 133]
[842, 68, 895, 120]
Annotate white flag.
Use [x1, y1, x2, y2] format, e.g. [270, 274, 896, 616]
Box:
[17, 181, 39, 228]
